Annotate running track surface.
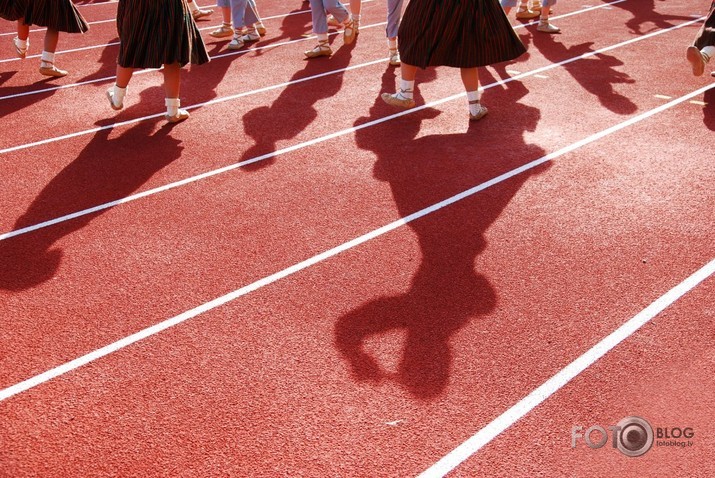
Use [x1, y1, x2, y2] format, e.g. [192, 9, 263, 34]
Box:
[1, 0, 713, 476]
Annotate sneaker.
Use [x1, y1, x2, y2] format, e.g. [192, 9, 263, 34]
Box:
[381, 91, 416, 109]
[106, 88, 124, 110]
[166, 109, 190, 123]
[13, 36, 27, 59]
[516, 7, 540, 19]
[227, 34, 245, 50]
[210, 24, 234, 38]
[686, 46, 707, 77]
[304, 41, 332, 58]
[192, 7, 214, 21]
[469, 103, 488, 121]
[343, 18, 356, 45]
[388, 48, 401, 66]
[537, 21, 560, 33]
[255, 22, 267, 36]
[39, 62, 68, 77]
[242, 27, 261, 42]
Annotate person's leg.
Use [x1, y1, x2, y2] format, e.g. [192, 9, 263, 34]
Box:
[210, 0, 234, 37]
[187, 0, 214, 20]
[500, 0, 518, 16]
[350, 0, 361, 34]
[688, 6, 715, 76]
[386, 0, 402, 65]
[39, 29, 67, 77]
[14, 19, 30, 58]
[305, 0, 333, 57]
[381, 62, 417, 108]
[536, 0, 559, 33]
[241, 0, 261, 42]
[163, 62, 189, 122]
[107, 65, 134, 110]
[228, 0, 249, 49]
[247, 0, 266, 36]
[460, 67, 487, 121]
[516, 0, 538, 19]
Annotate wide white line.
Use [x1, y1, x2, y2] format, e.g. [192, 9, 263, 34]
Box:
[0, 17, 706, 241]
[0, 0, 620, 99]
[417, 258, 715, 478]
[0, 82, 712, 403]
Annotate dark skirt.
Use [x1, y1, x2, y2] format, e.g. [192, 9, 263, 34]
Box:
[116, 0, 209, 69]
[398, 0, 526, 69]
[0, 0, 26, 21]
[694, 1, 715, 49]
[11, 0, 89, 33]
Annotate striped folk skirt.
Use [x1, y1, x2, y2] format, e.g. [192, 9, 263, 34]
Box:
[398, 0, 526, 69]
[694, 1, 715, 50]
[116, 0, 210, 69]
[0, 0, 88, 32]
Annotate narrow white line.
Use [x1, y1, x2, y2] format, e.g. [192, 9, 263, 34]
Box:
[0, 83, 712, 403]
[0, 0, 623, 99]
[417, 258, 715, 478]
[0, 19, 709, 241]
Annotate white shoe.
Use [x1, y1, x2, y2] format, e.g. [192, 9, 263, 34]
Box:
[242, 27, 260, 42]
[227, 34, 245, 50]
[536, 21, 560, 33]
[106, 88, 124, 110]
[687, 46, 707, 77]
[388, 48, 401, 66]
[469, 103, 488, 121]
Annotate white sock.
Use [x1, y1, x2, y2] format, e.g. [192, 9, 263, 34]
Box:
[702, 46, 715, 61]
[388, 39, 397, 50]
[113, 85, 127, 104]
[40, 50, 54, 65]
[166, 97, 181, 117]
[398, 79, 414, 99]
[467, 90, 482, 115]
[352, 14, 361, 23]
[187, 1, 199, 12]
[316, 33, 328, 42]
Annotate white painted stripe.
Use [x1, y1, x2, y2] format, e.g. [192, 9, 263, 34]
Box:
[0, 17, 707, 241]
[417, 258, 715, 478]
[655, 94, 673, 100]
[0, 82, 712, 402]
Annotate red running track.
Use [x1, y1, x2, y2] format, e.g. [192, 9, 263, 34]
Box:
[0, 0, 713, 476]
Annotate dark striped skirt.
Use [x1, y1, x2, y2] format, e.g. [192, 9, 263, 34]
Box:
[2, 0, 88, 32]
[398, 0, 526, 69]
[116, 0, 209, 69]
[694, 1, 715, 49]
[0, 0, 26, 21]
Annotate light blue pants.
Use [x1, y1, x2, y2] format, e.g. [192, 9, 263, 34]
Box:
[386, 0, 403, 38]
[216, 0, 260, 29]
[309, 0, 349, 34]
[500, 0, 557, 8]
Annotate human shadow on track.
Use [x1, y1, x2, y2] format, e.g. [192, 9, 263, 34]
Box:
[238, 39, 355, 171]
[251, 7, 313, 55]
[76, 40, 121, 84]
[0, 91, 183, 291]
[334, 68, 551, 400]
[0, 74, 60, 117]
[611, 0, 697, 35]
[704, 87, 715, 131]
[531, 33, 637, 114]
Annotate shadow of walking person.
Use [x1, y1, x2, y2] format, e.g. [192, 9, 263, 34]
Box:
[611, 0, 697, 35]
[0, 90, 184, 291]
[334, 69, 551, 400]
[531, 33, 637, 115]
[239, 39, 355, 171]
[704, 87, 715, 131]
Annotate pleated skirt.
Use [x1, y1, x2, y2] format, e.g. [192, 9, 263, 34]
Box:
[1, 0, 88, 33]
[398, 0, 526, 69]
[694, 1, 715, 50]
[116, 0, 210, 69]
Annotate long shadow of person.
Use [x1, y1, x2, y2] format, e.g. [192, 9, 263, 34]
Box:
[0, 88, 184, 291]
[531, 33, 637, 115]
[334, 68, 551, 399]
[251, 6, 314, 55]
[239, 39, 355, 171]
[611, 0, 696, 34]
[76, 40, 121, 84]
[704, 87, 715, 131]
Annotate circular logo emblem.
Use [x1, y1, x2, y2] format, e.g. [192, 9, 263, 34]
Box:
[616, 416, 654, 457]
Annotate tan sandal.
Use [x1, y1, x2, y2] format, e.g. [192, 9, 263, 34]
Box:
[13, 37, 28, 59]
[166, 109, 190, 123]
[192, 8, 214, 20]
[469, 101, 488, 121]
[381, 91, 415, 109]
[304, 41, 332, 58]
[209, 23, 234, 38]
[39, 61, 68, 78]
[343, 18, 356, 45]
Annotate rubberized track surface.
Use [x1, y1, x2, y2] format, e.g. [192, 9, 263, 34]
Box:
[1, 0, 713, 476]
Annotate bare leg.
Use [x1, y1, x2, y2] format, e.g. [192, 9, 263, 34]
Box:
[43, 28, 59, 53]
[163, 62, 189, 122]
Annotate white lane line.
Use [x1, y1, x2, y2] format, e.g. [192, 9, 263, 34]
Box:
[0, 82, 712, 403]
[417, 258, 715, 478]
[0, 17, 706, 241]
[0, 0, 621, 99]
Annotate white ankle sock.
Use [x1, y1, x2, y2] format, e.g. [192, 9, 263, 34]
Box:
[113, 85, 127, 104]
[467, 90, 482, 115]
[40, 50, 54, 66]
[317, 33, 328, 42]
[702, 46, 715, 61]
[388, 39, 397, 50]
[353, 14, 360, 22]
[398, 79, 414, 99]
[166, 98, 181, 117]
